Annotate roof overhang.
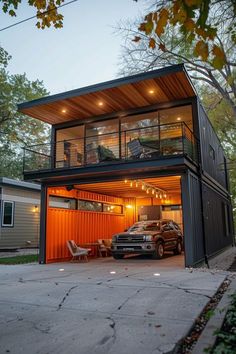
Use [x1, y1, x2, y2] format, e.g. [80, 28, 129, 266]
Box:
[18, 64, 196, 125]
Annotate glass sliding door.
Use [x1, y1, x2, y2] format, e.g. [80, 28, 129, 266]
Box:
[85, 119, 119, 164]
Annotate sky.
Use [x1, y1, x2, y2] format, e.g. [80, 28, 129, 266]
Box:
[0, 0, 147, 95]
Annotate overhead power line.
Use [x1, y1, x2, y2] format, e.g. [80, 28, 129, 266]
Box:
[0, 0, 79, 32]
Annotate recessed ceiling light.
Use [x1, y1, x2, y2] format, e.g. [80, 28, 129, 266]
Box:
[98, 101, 104, 106]
[149, 90, 155, 94]
[177, 117, 181, 121]
[61, 109, 67, 113]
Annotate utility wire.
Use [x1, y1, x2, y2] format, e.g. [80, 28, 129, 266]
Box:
[0, 0, 79, 32]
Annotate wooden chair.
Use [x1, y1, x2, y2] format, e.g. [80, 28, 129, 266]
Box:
[98, 239, 112, 257]
[66, 240, 91, 262]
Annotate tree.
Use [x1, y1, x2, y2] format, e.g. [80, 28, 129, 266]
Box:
[0, 46, 50, 179]
[1, 0, 64, 29]
[118, 0, 235, 118]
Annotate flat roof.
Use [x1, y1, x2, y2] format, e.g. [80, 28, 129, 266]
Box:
[18, 64, 196, 125]
[0, 177, 41, 191]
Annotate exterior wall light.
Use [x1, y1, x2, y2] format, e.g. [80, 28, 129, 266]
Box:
[126, 205, 133, 209]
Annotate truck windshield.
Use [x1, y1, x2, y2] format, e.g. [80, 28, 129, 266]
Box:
[129, 222, 160, 232]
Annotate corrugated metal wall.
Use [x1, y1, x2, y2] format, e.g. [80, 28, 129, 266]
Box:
[46, 188, 135, 262]
[198, 104, 227, 189]
[202, 183, 233, 257]
[182, 172, 205, 266]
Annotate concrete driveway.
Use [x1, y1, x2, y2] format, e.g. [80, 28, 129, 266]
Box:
[0, 255, 227, 354]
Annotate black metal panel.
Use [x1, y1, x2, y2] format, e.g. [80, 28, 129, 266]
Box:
[198, 103, 228, 189]
[181, 172, 205, 266]
[39, 184, 47, 264]
[202, 183, 234, 257]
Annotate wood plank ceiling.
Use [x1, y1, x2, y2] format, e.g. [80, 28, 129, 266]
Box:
[19, 70, 195, 125]
[75, 176, 181, 198]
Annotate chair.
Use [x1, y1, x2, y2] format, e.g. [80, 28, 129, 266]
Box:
[66, 240, 91, 262]
[98, 239, 112, 257]
[127, 139, 159, 159]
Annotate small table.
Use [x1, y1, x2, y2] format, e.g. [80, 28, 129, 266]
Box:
[78, 243, 101, 257]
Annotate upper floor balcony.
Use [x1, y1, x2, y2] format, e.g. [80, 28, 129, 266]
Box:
[23, 121, 198, 174]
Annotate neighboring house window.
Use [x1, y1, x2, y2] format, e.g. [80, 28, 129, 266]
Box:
[209, 145, 215, 160]
[1, 201, 14, 227]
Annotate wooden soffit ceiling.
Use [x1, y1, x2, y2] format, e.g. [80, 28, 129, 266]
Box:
[75, 176, 181, 198]
[18, 65, 196, 125]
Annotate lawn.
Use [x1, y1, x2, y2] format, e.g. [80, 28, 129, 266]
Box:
[0, 254, 38, 265]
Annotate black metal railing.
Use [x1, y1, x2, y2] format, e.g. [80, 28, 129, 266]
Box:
[23, 122, 198, 173]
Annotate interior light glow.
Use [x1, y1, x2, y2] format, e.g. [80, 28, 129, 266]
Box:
[33, 205, 39, 213]
[130, 181, 133, 187]
[146, 189, 149, 194]
[126, 205, 133, 209]
[98, 101, 104, 106]
[149, 89, 155, 94]
[163, 194, 167, 198]
[156, 194, 158, 198]
[176, 117, 181, 121]
[124, 179, 128, 183]
[159, 194, 163, 199]
[152, 189, 155, 195]
[135, 181, 139, 187]
[59, 269, 64, 272]
[61, 109, 67, 113]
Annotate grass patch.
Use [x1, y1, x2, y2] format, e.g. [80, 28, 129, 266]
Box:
[0, 254, 38, 265]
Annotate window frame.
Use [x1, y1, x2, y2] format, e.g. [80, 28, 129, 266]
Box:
[1, 200, 15, 228]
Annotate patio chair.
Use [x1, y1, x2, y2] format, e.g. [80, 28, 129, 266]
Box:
[66, 240, 91, 262]
[98, 239, 112, 257]
[127, 138, 159, 159]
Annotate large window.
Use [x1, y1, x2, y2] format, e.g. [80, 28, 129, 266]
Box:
[78, 200, 102, 212]
[49, 196, 77, 210]
[1, 201, 14, 227]
[103, 204, 123, 214]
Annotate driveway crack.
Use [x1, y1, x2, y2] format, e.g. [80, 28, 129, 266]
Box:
[57, 285, 78, 311]
[159, 282, 212, 299]
[117, 288, 144, 311]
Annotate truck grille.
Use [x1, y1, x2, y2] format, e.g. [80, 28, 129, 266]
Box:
[116, 234, 145, 243]
[117, 246, 142, 250]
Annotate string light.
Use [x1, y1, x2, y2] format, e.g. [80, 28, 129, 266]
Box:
[123, 179, 168, 199]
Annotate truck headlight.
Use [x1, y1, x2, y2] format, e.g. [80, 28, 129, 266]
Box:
[145, 235, 153, 241]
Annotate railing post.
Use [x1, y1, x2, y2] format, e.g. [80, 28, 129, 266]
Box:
[181, 122, 185, 155]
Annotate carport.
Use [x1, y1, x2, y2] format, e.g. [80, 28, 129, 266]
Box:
[44, 175, 185, 264]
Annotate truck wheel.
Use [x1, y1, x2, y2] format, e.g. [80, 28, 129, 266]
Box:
[173, 239, 182, 255]
[153, 241, 164, 259]
[113, 254, 124, 260]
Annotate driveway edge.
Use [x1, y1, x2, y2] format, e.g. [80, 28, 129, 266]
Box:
[191, 277, 236, 354]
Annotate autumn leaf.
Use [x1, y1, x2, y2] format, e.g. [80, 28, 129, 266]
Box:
[212, 56, 225, 69]
[212, 45, 226, 61]
[159, 43, 167, 52]
[149, 38, 156, 49]
[194, 40, 209, 61]
[132, 36, 141, 43]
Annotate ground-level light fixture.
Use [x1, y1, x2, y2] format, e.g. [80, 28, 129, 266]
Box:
[110, 271, 116, 274]
[153, 273, 160, 276]
[59, 268, 64, 272]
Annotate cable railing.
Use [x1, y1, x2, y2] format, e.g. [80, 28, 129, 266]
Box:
[23, 122, 198, 173]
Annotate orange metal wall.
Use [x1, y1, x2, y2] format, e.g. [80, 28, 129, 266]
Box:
[46, 188, 135, 263]
[136, 195, 181, 206]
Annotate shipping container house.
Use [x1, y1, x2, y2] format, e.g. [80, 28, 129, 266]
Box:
[18, 64, 234, 267]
